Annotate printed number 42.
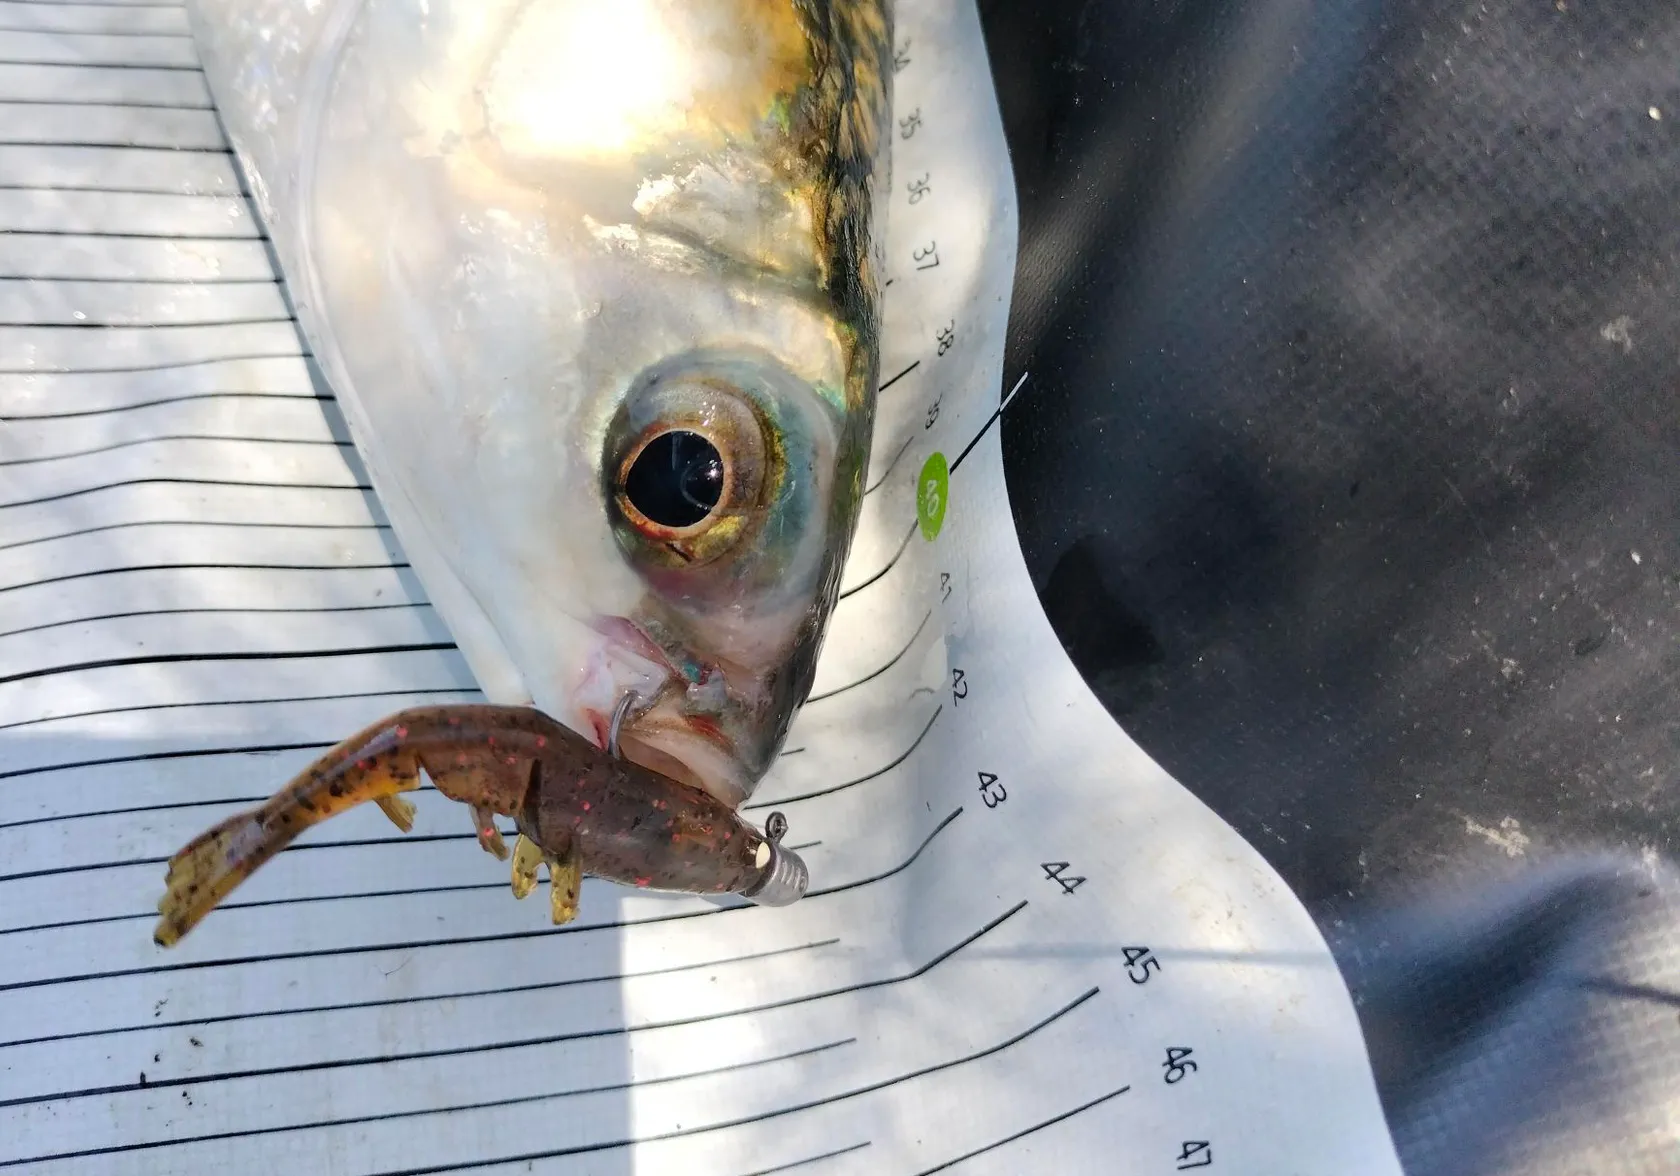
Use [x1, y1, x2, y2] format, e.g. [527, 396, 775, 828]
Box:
[1177, 1142, 1212, 1170]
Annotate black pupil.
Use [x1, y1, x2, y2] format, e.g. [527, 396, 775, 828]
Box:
[624, 430, 724, 529]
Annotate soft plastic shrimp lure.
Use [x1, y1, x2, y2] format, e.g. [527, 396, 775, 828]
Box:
[153, 705, 807, 947]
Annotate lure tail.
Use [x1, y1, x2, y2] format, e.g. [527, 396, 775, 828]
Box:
[153, 716, 426, 947]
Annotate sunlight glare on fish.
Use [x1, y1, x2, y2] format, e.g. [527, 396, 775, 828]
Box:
[484, 2, 693, 164]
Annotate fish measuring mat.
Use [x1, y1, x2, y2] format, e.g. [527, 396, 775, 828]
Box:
[0, 2, 1402, 1173]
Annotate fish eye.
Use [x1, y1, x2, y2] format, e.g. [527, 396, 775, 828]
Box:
[623, 430, 726, 530]
[603, 349, 840, 590]
[605, 370, 774, 568]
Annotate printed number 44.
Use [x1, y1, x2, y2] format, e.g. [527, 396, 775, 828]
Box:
[1041, 861, 1085, 895]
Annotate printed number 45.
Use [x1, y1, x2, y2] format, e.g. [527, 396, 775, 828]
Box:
[1124, 945, 1160, 984]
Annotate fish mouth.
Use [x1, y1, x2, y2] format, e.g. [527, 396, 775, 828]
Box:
[577, 616, 766, 809]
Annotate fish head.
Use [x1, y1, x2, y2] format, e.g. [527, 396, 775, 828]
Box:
[188, 0, 891, 809]
[574, 345, 863, 808]
[407, 0, 892, 808]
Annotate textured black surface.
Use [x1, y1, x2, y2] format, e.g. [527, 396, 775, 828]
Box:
[975, 0, 1679, 1170]
[979, 0, 1678, 919]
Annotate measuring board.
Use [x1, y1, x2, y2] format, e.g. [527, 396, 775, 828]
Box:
[0, 1, 1404, 1173]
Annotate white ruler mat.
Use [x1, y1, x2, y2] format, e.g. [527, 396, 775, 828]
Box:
[0, 2, 1404, 1173]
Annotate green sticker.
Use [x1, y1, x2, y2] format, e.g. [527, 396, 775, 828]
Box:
[917, 451, 949, 541]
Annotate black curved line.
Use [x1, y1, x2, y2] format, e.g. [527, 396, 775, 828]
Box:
[0, 276, 278, 288]
[0, 687, 474, 764]
[0, 348, 305, 376]
[0, 62, 205, 73]
[0, 224, 256, 239]
[0, 829, 481, 886]
[742, 1142, 872, 1176]
[0, 1039, 855, 1169]
[0, 559, 405, 596]
[912, 1086, 1132, 1176]
[1, 390, 330, 422]
[0, 738, 336, 784]
[380, 974, 1094, 1176]
[0, 475, 362, 511]
[0, 315, 290, 330]
[0, 597, 417, 642]
[863, 433, 913, 496]
[743, 704, 942, 810]
[949, 372, 1031, 474]
[0, 431, 350, 466]
[0, 905, 1023, 1114]
[0, 640, 455, 688]
[877, 360, 919, 392]
[4, 938, 843, 1050]
[0, 28, 192, 40]
[0, 519, 389, 555]
[837, 520, 915, 601]
[805, 608, 932, 704]
[0, 100, 210, 111]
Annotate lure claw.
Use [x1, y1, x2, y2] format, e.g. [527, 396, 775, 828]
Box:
[376, 794, 417, 833]
[546, 849, 582, 926]
[472, 805, 509, 860]
[509, 834, 543, 900]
